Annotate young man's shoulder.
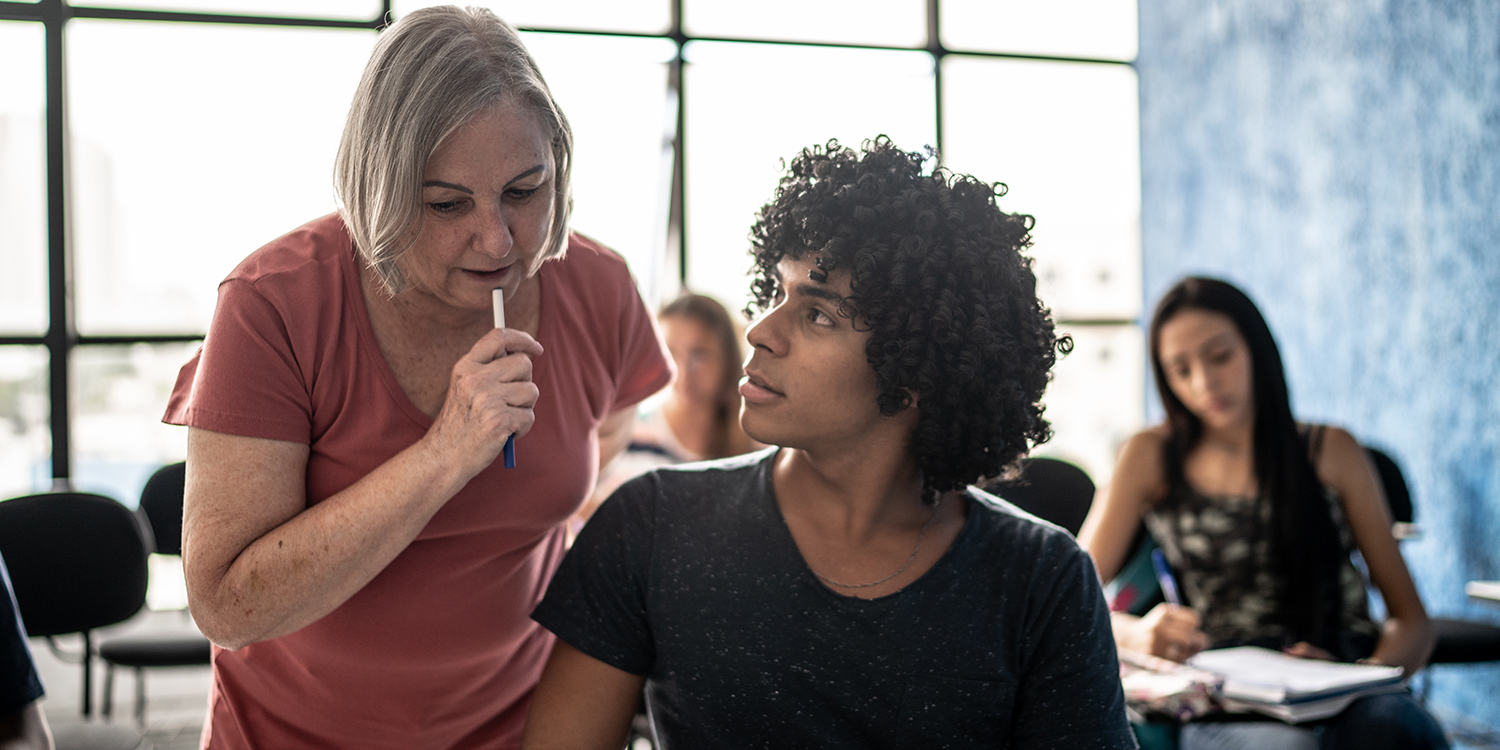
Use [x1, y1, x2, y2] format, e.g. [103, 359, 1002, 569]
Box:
[959, 485, 1093, 570]
[620, 448, 773, 495]
[592, 448, 777, 527]
[963, 484, 1070, 532]
[656, 447, 776, 477]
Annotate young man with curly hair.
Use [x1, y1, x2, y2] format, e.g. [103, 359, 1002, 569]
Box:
[523, 138, 1136, 750]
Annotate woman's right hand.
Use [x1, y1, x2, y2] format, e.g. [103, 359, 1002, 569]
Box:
[1121, 603, 1211, 662]
[422, 327, 544, 478]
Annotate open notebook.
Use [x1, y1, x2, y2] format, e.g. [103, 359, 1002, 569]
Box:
[1188, 646, 1406, 722]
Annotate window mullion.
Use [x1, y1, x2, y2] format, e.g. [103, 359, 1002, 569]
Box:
[42, 0, 73, 486]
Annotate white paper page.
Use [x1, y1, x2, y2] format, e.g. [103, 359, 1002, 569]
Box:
[1188, 646, 1403, 701]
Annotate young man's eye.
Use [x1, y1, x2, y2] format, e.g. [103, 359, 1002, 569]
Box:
[808, 307, 834, 326]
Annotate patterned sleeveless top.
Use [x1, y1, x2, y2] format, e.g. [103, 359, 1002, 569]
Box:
[1142, 428, 1379, 659]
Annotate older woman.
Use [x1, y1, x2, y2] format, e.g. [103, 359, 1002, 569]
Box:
[164, 7, 671, 748]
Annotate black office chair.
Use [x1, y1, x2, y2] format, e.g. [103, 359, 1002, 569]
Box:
[137, 463, 187, 560]
[98, 462, 213, 727]
[1364, 447, 1500, 692]
[0, 491, 151, 750]
[979, 456, 1096, 536]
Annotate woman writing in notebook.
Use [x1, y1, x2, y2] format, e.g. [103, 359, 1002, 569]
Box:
[1079, 277, 1447, 749]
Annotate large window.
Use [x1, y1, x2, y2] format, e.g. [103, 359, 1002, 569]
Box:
[0, 0, 1142, 502]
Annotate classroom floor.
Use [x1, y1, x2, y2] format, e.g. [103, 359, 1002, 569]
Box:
[29, 608, 209, 750]
[27, 613, 1500, 750]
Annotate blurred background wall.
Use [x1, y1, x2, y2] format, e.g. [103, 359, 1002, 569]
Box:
[1139, 0, 1500, 727]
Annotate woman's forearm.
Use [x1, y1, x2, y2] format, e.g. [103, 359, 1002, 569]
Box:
[186, 329, 543, 649]
[1369, 614, 1434, 675]
[187, 436, 474, 649]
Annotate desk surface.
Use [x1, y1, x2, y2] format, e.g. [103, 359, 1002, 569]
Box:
[1466, 580, 1500, 603]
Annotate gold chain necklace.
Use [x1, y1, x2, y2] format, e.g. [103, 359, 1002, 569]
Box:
[810, 499, 944, 589]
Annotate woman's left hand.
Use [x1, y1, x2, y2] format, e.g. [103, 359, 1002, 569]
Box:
[1282, 641, 1337, 661]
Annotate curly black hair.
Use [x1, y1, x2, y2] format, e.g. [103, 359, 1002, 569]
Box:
[747, 136, 1068, 503]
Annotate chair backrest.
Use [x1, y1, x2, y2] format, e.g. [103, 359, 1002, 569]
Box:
[139, 462, 187, 556]
[0, 492, 149, 637]
[980, 456, 1096, 536]
[1365, 446, 1414, 524]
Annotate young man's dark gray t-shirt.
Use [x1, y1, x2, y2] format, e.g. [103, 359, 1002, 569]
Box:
[532, 449, 1137, 750]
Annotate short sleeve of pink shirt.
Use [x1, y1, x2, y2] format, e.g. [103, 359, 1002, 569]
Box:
[163, 214, 672, 750]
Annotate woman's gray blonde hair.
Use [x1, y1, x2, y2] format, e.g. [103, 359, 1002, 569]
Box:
[335, 5, 573, 294]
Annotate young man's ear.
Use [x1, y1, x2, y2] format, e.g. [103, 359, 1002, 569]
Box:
[903, 389, 921, 408]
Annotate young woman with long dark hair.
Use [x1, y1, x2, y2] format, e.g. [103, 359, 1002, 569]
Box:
[1079, 276, 1447, 749]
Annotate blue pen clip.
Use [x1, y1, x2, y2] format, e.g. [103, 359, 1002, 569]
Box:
[1151, 548, 1183, 606]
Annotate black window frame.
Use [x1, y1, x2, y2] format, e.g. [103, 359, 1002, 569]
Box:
[0, 0, 1133, 483]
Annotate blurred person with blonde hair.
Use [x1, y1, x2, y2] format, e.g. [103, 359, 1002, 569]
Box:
[582, 293, 760, 524]
[654, 293, 759, 462]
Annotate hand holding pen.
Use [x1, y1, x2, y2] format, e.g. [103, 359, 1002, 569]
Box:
[1144, 548, 1210, 662]
[419, 289, 540, 478]
[1151, 548, 1183, 607]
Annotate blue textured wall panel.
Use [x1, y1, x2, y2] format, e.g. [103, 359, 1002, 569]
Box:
[1139, 0, 1500, 727]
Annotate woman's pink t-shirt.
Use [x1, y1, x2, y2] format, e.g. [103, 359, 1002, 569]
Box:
[164, 214, 671, 749]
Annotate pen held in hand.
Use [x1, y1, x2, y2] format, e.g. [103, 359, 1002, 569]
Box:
[492, 288, 516, 469]
[1151, 548, 1183, 606]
